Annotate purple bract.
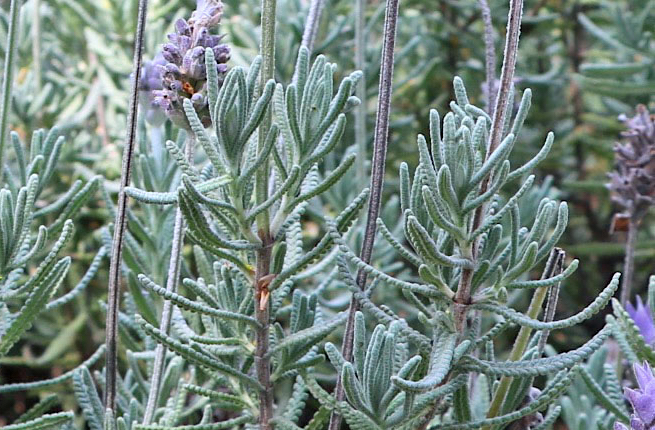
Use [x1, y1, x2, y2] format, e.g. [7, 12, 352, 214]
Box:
[616, 362, 655, 430]
[627, 296, 655, 346]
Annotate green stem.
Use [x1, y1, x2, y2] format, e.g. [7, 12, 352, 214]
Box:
[255, 0, 277, 234]
[255, 1, 277, 428]
[483, 249, 563, 429]
[0, 0, 22, 179]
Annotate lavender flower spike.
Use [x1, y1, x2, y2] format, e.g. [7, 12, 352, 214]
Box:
[153, 0, 230, 128]
[607, 105, 655, 221]
[627, 296, 655, 346]
[616, 362, 655, 430]
[137, 53, 167, 126]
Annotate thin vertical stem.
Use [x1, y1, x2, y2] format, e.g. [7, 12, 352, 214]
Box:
[354, 0, 368, 187]
[620, 217, 638, 306]
[291, 0, 324, 84]
[300, 0, 324, 53]
[255, 242, 274, 430]
[328, 0, 400, 429]
[256, 0, 276, 232]
[32, 0, 42, 95]
[453, 0, 523, 334]
[479, 0, 496, 114]
[537, 266, 563, 355]
[483, 249, 564, 428]
[488, 0, 522, 155]
[0, 0, 22, 178]
[142, 136, 195, 425]
[104, 0, 149, 412]
[255, 0, 277, 428]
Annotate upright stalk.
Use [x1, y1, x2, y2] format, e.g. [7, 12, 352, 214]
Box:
[620, 217, 638, 306]
[354, 0, 368, 187]
[479, 0, 496, 114]
[483, 249, 564, 428]
[291, 0, 324, 84]
[255, 0, 277, 427]
[300, 0, 324, 53]
[104, 0, 149, 412]
[0, 0, 22, 178]
[142, 136, 195, 425]
[537, 264, 563, 354]
[453, 0, 523, 334]
[32, 0, 42, 96]
[328, 0, 400, 428]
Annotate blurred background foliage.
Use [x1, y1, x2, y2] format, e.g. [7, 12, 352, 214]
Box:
[0, 0, 654, 425]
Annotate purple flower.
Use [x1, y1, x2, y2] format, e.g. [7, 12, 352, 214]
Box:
[152, 0, 230, 128]
[137, 53, 167, 125]
[619, 362, 655, 429]
[627, 296, 655, 345]
[607, 105, 655, 221]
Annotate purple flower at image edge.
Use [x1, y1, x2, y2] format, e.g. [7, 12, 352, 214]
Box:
[616, 362, 655, 430]
[627, 296, 655, 346]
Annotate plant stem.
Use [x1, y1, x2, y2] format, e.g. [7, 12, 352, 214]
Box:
[483, 248, 563, 428]
[255, 0, 277, 427]
[104, 0, 149, 412]
[479, 0, 496, 114]
[354, 0, 368, 188]
[255, 241, 274, 430]
[0, 0, 22, 180]
[291, 0, 324, 84]
[32, 0, 42, 96]
[620, 216, 638, 306]
[300, 0, 324, 53]
[256, 0, 276, 233]
[327, 0, 400, 429]
[142, 136, 194, 425]
[453, 0, 523, 334]
[537, 265, 563, 355]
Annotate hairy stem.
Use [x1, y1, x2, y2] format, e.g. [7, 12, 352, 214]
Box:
[479, 0, 496, 114]
[300, 0, 325, 53]
[32, 0, 42, 96]
[290, 0, 324, 84]
[255, 240, 274, 430]
[142, 136, 195, 425]
[537, 265, 563, 355]
[327, 0, 400, 428]
[0, 0, 22, 178]
[453, 0, 524, 334]
[354, 0, 368, 187]
[483, 248, 564, 427]
[255, 0, 277, 427]
[620, 216, 638, 306]
[104, 0, 149, 412]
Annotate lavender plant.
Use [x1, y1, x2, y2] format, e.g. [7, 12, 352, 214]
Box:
[0, 2, 106, 428]
[7, 0, 654, 428]
[0, 127, 105, 430]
